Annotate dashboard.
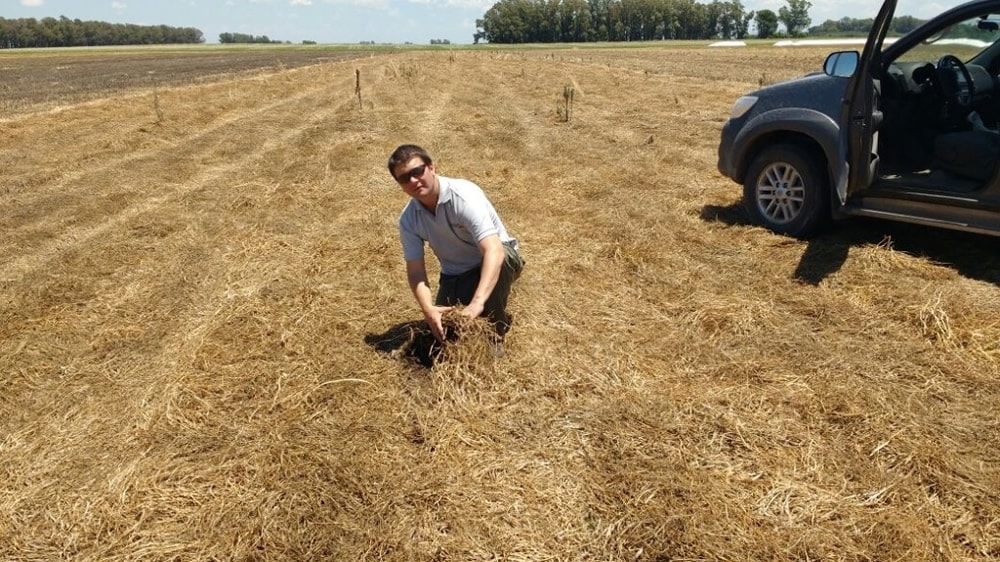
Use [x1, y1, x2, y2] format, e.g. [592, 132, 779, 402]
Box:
[885, 59, 996, 101]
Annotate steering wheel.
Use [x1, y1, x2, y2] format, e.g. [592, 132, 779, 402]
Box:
[936, 54, 975, 108]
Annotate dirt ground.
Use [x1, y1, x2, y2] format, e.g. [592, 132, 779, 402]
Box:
[0, 48, 375, 115]
[2, 45, 999, 561]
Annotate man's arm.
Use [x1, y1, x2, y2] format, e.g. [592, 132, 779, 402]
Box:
[406, 258, 453, 342]
[460, 234, 504, 320]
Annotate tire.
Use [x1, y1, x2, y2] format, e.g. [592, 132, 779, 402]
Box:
[743, 144, 830, 238]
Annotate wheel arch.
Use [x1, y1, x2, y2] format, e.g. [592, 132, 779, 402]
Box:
[731, 108, 840, 194]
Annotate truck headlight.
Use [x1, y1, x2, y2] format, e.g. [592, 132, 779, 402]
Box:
[729, 96, 758, 119]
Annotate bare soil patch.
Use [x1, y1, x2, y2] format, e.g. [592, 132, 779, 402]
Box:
[2, 45, 998, 561]
[0, 48, 375, 116]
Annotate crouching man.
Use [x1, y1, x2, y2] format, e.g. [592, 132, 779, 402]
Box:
[388, 144, 524, 348]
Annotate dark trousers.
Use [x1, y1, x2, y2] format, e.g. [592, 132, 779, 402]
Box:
[435, 243, 524, 336]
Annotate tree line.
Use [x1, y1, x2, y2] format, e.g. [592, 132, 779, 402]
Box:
[0, 16, 203, 48]
[218, 32, 286, 44]
[474, 0, 813, 43]
[808, 15, 926, 37]
[472, 0, 941, 44]
[0, 6, 949, 49]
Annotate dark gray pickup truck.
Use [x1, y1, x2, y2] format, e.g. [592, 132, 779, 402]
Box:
[718, 0, 1000, 237]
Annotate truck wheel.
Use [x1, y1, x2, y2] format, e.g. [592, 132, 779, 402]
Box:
[743, 144, 830, 238]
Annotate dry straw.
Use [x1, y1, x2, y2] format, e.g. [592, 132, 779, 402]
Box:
[2, 46, 999, 561]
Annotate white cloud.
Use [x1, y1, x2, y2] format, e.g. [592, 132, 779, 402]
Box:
[444, 0, 494, 9]
[407, 0, 492, 10]
[111, 1, 127, 9]
[323, 0, 388, 8]
[321, 0, 481, 11]
[20, 0, 44, 7]
[291, 0, 313, 5]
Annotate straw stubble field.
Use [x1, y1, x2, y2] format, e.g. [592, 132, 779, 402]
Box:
[2, 46, 999, 560]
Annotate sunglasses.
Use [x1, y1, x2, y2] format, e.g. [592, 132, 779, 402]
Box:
[396, 163, 428, 184]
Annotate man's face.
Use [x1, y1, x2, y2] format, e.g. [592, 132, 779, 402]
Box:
[393, 157, 436, 200]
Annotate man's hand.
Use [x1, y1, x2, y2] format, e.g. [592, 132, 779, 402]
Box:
[424, 305, 454, 342]
[459, 235, 504, 323]
[459, 301, 484, 320]
[407, 259, 454, 342]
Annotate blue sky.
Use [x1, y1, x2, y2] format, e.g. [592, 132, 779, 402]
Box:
[9, 0, 973, 45]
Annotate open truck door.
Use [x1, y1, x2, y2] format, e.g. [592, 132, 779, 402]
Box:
[837, 0, 897, 205]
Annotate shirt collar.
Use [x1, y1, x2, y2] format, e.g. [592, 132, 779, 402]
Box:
[435, 175, 453, 206]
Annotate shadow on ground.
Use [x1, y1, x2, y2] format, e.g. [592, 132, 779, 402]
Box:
[702, 202, 1000, 287]
[364, 320, 448, 368]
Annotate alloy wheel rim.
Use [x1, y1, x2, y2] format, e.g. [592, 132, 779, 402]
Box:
[756, 162, 805, 224]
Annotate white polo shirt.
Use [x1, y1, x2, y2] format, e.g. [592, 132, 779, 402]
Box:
[399, 176, 516, 276]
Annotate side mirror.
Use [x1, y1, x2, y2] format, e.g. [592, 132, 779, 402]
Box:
[978, 19, 999, 32]
[824, 51, 860, 78]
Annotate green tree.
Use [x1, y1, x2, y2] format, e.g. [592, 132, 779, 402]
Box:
[715, 0, 752, 40]
[562, 0, 593, 41]
[476, 0, 540, 43]
[474, 0, 794, 43]
[891, 15, 922, 34]
[704, 0, 725, 38]
[0, 15, 202, 47]
[778, 0, 811, 36]
[754, 8, 778, 38]
[678, 0, 709, 40]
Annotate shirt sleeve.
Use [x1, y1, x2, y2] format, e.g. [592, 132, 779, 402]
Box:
[451, 181, 500, 242]
[399, 210, 425, 262]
